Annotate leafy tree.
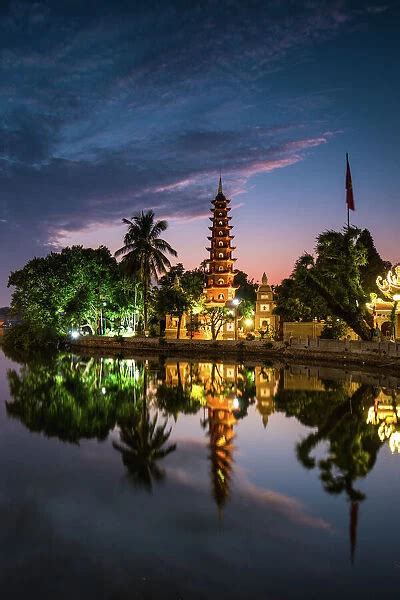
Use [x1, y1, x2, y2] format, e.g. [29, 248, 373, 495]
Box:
[200, 306, 233, 340]
[8, 245, 120, 336]
[156, 264, 204, 338]
[155, 283, 189, 339]
[234, 270, 257, 303]
[320, 318, 348, 339]
[276, 228, 390, 340]
[274, 275, 329, 322]
[234, 270, 258, 320]
[358, 229, 391, 296]
[274, 228, 389, 339]
[115, 210, 177, 332]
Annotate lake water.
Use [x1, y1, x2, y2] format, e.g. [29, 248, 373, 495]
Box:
[0, 349, 399, 599]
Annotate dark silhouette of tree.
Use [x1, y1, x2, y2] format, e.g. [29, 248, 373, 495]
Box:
[274, 228, 389, 339]
[276, 381, 382, 564]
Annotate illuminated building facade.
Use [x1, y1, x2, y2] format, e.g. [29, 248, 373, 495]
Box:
[367, 264, 400, 338]
[204, 177, 237, 306]
[254, 272, 278, 334]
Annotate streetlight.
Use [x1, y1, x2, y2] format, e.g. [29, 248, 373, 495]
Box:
[231, 297, 240, 340]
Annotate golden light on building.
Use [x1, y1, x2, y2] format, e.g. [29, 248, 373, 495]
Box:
[366, 264, 400, 338]
[366, 392, 400, 454]
[377, 265, 400, 299]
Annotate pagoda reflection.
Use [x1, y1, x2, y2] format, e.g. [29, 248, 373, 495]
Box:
[255, 366, 280, 428]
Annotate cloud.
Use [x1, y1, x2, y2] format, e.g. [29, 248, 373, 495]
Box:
[0, 0, 394, 303]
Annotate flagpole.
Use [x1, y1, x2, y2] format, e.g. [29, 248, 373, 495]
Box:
[346, 152, 349, 229]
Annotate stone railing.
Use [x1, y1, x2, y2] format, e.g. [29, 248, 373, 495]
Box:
[287, 336, 400, 358]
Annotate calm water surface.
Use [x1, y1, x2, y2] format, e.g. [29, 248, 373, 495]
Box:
[0, 349, 399, 599]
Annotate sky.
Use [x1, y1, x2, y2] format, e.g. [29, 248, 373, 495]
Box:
[0, 0, 399, 305]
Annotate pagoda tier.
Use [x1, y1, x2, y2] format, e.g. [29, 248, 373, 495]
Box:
[204, 178, 238, 305]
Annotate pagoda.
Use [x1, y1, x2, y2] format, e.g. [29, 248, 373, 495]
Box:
[205, 177, 237, 305]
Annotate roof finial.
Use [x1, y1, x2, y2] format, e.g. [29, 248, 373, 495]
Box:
[218, 174, 223, 195]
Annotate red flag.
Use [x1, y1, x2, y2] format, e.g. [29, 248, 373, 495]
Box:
[346, 153, 355, 211]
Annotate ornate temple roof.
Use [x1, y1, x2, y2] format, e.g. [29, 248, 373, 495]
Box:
[257, 272, 272, 292]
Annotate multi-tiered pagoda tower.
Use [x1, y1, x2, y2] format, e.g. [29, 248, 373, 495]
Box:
[205, 178, 237, 305]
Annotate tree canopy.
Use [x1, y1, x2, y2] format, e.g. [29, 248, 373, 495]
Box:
[274, 227, 389, 339]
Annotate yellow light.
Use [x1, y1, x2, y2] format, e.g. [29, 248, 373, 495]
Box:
[244, 318, 253, 327]
[393, 294, 400, 301]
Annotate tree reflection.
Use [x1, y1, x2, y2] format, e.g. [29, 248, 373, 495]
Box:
[6, 355, 141, 442]
[156, 362, 203, 421]
[276, 381, 382, 563]
[113, 368, 176, 491]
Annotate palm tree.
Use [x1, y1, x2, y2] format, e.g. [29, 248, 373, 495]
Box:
[115, 210, 177, 332]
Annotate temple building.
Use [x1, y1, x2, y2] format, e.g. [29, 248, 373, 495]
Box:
[204, 177, 237, 306]
[254, 273, 279, 335]
[165, 177, 275, 340]
[366, 264, 400, 338]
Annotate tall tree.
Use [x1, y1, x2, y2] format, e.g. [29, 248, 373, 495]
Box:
[8, 245, 120, 336]
[115, 210, 177, 332]
[275, 228, 388, 340]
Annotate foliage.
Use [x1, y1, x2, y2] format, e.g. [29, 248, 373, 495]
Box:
[320, 319, 348, 339]
[155, 264, 205, 337]
[274, 276, 329, 322]
[275, 228, 387, 340]
[234, 270, 257, 304]
[115, 210, 177, 331]
[2, 322, 62, 362]
[358, 229, 391, 295]
[275, 382, 382, 500]
[8, 245, 123, 336]
[6, 355, 141, 443]
[200, 306, 233, 340]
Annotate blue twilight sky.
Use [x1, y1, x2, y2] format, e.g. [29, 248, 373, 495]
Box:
[0, 0, 399, 305]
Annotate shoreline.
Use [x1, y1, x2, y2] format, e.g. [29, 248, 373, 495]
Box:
[70, 336, 400, 378]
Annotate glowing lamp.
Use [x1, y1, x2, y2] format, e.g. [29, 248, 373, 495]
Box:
[70, 330, 80, 339]
[232, 298, 240, 306]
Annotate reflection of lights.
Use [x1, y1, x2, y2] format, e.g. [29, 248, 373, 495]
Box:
[389, 431, 400, 453]
[70, 330, 80, 339]
[367, 406, 378, 424]
[101, 387, 106, 395]
[378, 422, 395, 442]
[216, 435, 226, 447]
[232, 397, 240, 410]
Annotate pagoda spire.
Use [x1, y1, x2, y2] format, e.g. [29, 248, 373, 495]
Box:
[218, 175, 223, 195]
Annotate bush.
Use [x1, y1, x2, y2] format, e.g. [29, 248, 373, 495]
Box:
[246, 332, 255, 341]
[320, 319, 348, 340]
[2, 322, 63, 362]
